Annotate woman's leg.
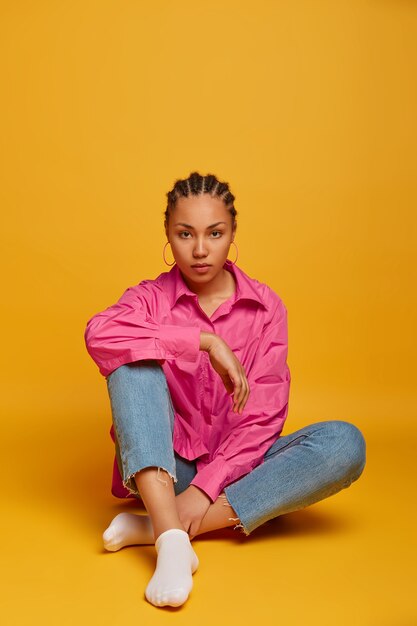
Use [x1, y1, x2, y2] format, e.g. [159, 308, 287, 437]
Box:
[104, 451, 239, 547]
[103, 360, 198, 608]
[105, 419, 366, 543]
[219, 420, 367, 536]
[104, 452, 199, 550]
[105, 360, 182, 539]
[173, 454, 240, 536]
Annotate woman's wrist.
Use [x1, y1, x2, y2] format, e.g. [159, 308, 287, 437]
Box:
[200, 331, 219, 352]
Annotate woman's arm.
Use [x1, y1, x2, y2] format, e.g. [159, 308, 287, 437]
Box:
[200, 331, 250, 414]
[190, 297, 291, 503]
[173, 331, 252, 538]
[84, 282, 200, 377]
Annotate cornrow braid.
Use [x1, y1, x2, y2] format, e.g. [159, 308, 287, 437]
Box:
[165, 171, 237, 225]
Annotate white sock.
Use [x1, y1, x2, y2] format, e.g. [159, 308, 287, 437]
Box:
[145, 528, 199, 608]
[103, 512, 154, 550]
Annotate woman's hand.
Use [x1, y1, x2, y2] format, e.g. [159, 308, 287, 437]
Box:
[200, 332, 250, 414]
[175, 485, 212, 540]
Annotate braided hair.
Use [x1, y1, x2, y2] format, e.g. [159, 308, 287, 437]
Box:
[165, 171, 237, 226]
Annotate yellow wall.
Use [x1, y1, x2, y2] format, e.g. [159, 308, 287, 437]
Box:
[1, 2, 417, 624]
[1, 0, 416, 417]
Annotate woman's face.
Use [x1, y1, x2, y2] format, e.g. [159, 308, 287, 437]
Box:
[165, 193, 236, 289]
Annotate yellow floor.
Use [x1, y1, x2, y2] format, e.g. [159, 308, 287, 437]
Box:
[1, 0, 416, 623]
[2, 404, 416, 626]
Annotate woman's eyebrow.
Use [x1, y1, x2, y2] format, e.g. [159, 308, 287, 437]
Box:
[174, 222, 227, 229]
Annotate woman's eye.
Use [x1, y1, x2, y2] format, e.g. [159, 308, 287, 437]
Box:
[179, 230, 222, 239]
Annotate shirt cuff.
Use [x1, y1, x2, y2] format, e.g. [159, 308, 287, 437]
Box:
[158, 325, 200, 362]
[189, 457, 230, 503]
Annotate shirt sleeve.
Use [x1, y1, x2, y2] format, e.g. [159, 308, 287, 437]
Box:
[189, 297, 291, 502]
[84, 283, 201, 377]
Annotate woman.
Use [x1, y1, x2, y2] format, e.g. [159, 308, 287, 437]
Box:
[84, 171, 366, 609]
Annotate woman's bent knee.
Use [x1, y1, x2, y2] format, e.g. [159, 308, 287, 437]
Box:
[319, 420, 366, 484]
[332, 420, 367, 481]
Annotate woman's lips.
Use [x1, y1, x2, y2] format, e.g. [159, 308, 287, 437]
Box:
[191, 264, 211, 274]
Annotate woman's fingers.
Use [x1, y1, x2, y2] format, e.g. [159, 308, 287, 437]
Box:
[234, 379, 244, 413]
[239, 371, 250, 412]
[189, 520, 200, 540]
[232, 386, 241, 413]
[207, 336, 250, 413]
[228, 372, 242, 413]
[231, 367, 249, 414]
[243, 378, 250, 408]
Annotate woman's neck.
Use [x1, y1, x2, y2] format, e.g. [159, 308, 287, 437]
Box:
[182, 267, 236, 301]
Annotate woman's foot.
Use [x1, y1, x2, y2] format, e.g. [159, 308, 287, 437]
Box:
[145, 528, 199, 608]
[103, 512, 154, 550]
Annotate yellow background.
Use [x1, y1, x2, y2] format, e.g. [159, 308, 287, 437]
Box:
[1, 1, 416, 624]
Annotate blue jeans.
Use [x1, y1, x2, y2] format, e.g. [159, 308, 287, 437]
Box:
[106, 360, 366, 536]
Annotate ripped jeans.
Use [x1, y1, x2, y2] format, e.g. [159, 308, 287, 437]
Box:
[106, 360, 367, 536]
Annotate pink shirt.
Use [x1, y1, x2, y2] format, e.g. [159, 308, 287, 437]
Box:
[84, 260, 291, 503]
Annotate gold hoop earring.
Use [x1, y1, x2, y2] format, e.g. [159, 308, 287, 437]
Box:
[229, 241, 239, 265]
[163, 242, 175, 266]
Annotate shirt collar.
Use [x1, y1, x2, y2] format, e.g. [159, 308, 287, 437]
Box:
[161, 260, 267, 310]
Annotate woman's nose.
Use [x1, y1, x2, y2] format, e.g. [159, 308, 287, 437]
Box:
[193, 238, 208, 257]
